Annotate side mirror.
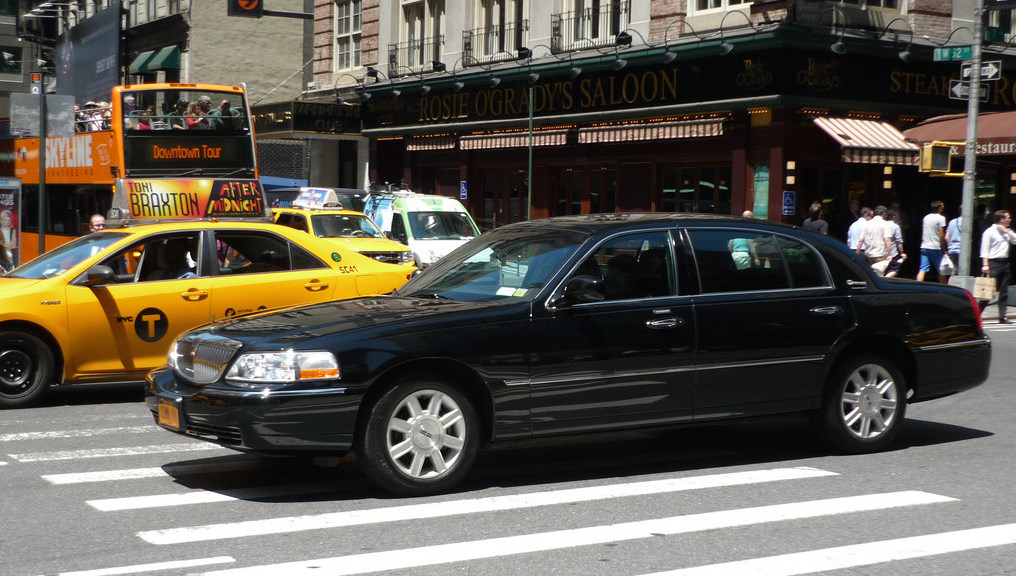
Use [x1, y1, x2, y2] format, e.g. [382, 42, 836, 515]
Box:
[78, 265, 117, 287]
[550, 275, 605, 307]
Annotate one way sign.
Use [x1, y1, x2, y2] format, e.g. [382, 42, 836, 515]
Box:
[950, 79, 989, 101]
[961, 60, 1002, 81]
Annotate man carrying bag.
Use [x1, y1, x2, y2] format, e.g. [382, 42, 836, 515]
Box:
[979, 210, 1016, 323]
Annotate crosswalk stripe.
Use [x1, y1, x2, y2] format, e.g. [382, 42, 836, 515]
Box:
[139, 467, 837, 545]
[642, 523, 1016, 576]
[0, 426, 154, 442]
[32, 555, 235, 576]
[42, 459, 263, 485]
[198, 491, 955, 576]
[9, 443, 223, 463]
[89, 482, 341, 511]
[43, 467, 169, 484]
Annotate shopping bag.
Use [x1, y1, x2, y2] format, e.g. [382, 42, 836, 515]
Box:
[939, 255, 955, 276]
[870, 259, 889, 276]
[974, 275, 997, 300]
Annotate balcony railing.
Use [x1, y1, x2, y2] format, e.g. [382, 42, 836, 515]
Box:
[552, 1, 631, 53]
[388, 35, 445, 78]
[463, 20, 529, 65]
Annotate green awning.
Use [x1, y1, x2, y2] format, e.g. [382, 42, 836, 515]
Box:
[145, 45, 180, 71]
[128, 50, 155, 74]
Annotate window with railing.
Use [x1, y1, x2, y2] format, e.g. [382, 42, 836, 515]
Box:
[552, 0, 630, 52]
[389, 0, 445, 72]
[464, 0, 528, 64]
[335, 0, 362, 71]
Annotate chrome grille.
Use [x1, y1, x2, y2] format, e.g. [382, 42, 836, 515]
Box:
[171, 332, 243, 385]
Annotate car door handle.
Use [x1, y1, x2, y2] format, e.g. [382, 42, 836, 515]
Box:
[810, 306, 843, 316]
[647, 317, 684, 329]
[304, 280, 330, 291]
[179, 289, 208, 301]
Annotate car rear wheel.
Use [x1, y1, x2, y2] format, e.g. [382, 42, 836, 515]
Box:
[818, 354, 906, 453]
[357, 378, 479, 496]
[0, 332, 54, 408]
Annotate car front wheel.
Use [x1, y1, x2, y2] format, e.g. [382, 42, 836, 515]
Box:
[357, 378, 479, 496]
[0, 332, 54, 408]
[818, 355, 906, 453]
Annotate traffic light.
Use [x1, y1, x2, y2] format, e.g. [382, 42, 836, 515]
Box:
[228, 0, 263, 18]
[919, 142, 952, 173]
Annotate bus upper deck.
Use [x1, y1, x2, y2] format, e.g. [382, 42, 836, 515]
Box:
[1, 83, 259, 263]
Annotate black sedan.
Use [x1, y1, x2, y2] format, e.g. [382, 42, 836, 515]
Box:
[147, 213, 990, 495]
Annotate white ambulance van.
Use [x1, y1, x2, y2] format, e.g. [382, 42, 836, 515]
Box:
[363, 191, 481, 268]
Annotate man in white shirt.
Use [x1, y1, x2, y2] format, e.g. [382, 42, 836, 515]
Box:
[980, 210, 1016, 323]
[858, 205, 893, 275]
[847, 207, 872, 252]
[917, 200, 947, 283]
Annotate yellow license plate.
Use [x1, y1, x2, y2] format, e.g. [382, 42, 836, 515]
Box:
[158, 400, 180, 430]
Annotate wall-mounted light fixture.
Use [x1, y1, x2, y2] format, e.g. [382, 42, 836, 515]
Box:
[718, 10, 756, 56]
[874, 17, 915, 63]
[785, 160, 797, 186]
[661, 19, 706, 64]
[612, 29, 649, 71]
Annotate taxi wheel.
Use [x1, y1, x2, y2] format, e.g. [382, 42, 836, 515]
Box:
[357, 377, 479, 496]
[0, 332, 54, 408]
[817, 354, 906, 454]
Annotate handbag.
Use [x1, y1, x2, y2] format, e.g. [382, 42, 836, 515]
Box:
[939, 255, 955, 276]
[974, 274, 997, 300]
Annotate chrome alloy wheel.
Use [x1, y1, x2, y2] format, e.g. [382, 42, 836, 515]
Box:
[385, 388, 468, 480]
[838, 362, 899, 440]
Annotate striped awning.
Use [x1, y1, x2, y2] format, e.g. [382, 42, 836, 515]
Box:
[460, 129, 569, 150]
[406, 136, 456, 151]
[578, 119, 724, 144]
[813, 117, 920, 166]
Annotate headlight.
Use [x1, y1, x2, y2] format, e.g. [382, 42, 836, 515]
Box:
[225, 350, 340, 385]
[399, 250, 414, 265]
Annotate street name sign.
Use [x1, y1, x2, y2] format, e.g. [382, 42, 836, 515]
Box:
[934, 46, 973, 61]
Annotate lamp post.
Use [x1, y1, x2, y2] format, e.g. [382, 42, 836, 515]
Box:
[30, 70, 46, 256]
[958, 0, 984, 280]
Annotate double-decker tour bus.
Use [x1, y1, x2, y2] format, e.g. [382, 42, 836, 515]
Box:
[1, 82, 258, 263]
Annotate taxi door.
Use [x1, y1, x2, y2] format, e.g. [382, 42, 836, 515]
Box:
[65, 233, 213, 378]
[207, 230, 346, 320]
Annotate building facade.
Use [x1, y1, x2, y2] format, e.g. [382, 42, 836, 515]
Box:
[304, 0, 1016, 256]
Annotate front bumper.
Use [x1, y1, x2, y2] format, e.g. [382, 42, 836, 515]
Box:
[145, 366, 362, 455]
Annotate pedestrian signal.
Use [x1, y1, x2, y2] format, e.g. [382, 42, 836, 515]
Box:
[228, 0, 263, 18]
[919, 142, 951, 173]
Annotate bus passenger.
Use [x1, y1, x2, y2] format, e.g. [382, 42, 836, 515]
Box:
[186, 101, 210, 130]
[170, 100, 189, 130]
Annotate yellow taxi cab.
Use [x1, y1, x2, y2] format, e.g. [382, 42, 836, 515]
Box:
[0, 178, 415, 408]
[272, 188, 415, 267]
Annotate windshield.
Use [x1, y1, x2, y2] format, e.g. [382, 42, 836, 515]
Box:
[10, 232, 128, 279]
[400, 227, 587, 302]
[408, 212, 479, 240]
[122, 88, 249, 132]
[310, 213, 385, 239]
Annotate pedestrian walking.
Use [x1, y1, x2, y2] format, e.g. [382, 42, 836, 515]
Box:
[917, 200, 947, 283]
[980, 210, 1016, 323]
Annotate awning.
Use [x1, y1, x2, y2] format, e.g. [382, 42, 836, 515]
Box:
[903, 112, 1016, 156]
[460, 129, 569, 150]
[128, 50, 155, 74]
[813, 117, 919, 165]
[145, 45, 181, 71]
[406, 136, 456, 151]
[578, 119, 724, 144]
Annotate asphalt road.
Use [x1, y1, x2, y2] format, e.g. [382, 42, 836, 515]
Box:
[1, 326, 1014, 576]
